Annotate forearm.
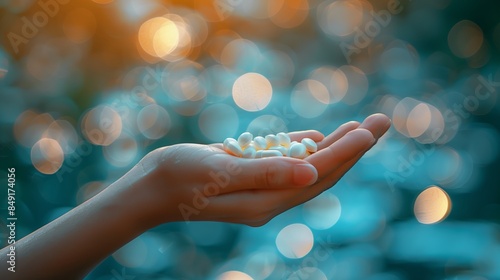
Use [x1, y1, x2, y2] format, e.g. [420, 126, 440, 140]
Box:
[0, 171, 157, 279]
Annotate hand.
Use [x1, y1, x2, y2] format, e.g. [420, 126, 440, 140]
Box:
[126, 113, 391, 227]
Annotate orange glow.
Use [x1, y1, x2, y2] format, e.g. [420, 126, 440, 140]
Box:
[91, 0, 113, 4]
[309, 67, 348, 104]
[268, 0, 309, 29]
[232, 72, 273, 112]
[414, 186, 452, 224]
[31, 138, 64, 175]
[407, 103, 432, 138]
[63, 8, 97, 44]
[81, 106, 122, 146]
[448, 20, 483, 58]
[217, 271, 253, 280]
[139, 17, 180, 58]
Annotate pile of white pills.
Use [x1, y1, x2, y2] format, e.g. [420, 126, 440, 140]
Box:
[223, 132, 318, 159]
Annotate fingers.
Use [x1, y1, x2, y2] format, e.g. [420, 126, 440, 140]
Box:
[317, 121, 360, 150]
[358, 113, 391, 139]
[217, 157, 318, 194]
[288, 130, 324, 142]
[306, 128, 375, 179]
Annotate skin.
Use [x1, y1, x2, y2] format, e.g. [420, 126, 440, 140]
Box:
[0, 113, 391, 280]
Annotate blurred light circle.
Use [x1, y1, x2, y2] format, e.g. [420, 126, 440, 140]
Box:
[414, 186, 451, 224]
[417, 104, 444, 144]
[275, 223, 314, 259]
[244, 250, 279, 279]
[217, 271, 254, 280]
[31, 138, 64, 175]
[303, 192, 341, 230]
[395, 98, 445, 143]
[289, 267, 328, 280]
[291, 79, 329, 118]
[268, 0, 309, 29]
[207, 30, 242, 63]
[339, 65, 368, 105]
[198, 104, 239, 142]
[392, 97, 414, 137]
[380, 41, 420, 80]
[162, 60, 206, 102]
[309, 67, 348, 103]
[63, 8, 97, 44]
[103, 133, 138, 167]
[152, 18, 180, 58]
[317, 0, 364, 37]
[448, 20, 483, 58]
[232, 73, 273, 112]
[82, 105, 122, 146]
[14, 111, 54, 147]
[220, 39, 261, 70]
[137, 104, 171, 140]
[183, 12, 209, 47]
[406, 103, 432, 138]
[43, 120, 78, 155]
[247, 115, 287, 136]
[138, 16, 190, 60]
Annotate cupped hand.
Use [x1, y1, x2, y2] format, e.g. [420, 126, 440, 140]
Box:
[134, 113, 391, 227]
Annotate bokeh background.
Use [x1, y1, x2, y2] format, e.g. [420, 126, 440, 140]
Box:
[1, 0, 500, 279]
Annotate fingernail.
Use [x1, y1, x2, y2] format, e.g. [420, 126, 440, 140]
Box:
[293, 164, 318, 186]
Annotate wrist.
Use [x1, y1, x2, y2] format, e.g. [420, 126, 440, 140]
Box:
[111, 148, 178, 229]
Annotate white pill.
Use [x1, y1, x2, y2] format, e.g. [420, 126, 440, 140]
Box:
[223, 137, 237, 147]
[253, 136, 267, 150]
[277, 132, 291, 147]
[301, 138, 317, 153]
[238, 132, 253, 148]
[268, 146, 287, 156]
[242, 146, 256, 158]
[223, 139, 243, 157]
[255, 150, 263, 158]
[265, 134, 279, 148]
[289, 143, 307, 159]
[260, 150, 283, 158]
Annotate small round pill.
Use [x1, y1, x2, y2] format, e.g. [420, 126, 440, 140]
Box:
[242, 146, 256, 158]
[253, 136, 267, 150]
[277, 132, 291, 147]
[268, 146, 287, 156]
[223, 139, 243, 157]
[238, 132, 253, 148]
[289, 143, 307, 159]
[260, 150, 283, 158]
[265, 134, 280, 148]
[301, 138, 317, 153]
[223, 138, 237, 147]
